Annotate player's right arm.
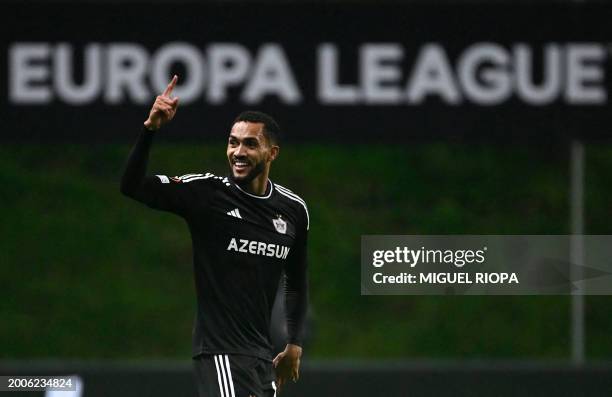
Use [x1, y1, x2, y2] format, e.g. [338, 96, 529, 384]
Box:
[120, 76, 198, 215]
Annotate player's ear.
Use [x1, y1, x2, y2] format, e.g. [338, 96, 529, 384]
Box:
[269, 145, 279, 162]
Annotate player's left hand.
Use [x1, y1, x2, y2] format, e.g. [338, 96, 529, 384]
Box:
[272, 344, 302, 392]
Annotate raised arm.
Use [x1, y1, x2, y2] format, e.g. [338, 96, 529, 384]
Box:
[120, 75, 180, 198]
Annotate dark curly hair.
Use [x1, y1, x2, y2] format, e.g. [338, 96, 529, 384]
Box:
[233, 111, 281, 146]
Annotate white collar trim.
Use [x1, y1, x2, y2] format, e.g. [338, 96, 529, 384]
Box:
[234, 179, 274, 199]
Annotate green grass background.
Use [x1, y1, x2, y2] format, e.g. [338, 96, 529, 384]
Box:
[1, 142, 610, 359]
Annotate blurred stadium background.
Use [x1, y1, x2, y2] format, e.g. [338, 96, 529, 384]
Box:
[2, 0, 612, 395]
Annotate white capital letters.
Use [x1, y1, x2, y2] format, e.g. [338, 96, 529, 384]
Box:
[458, 43, 511, 105]
[361, 43, 403, 104]
[105, 43, 150, 104]
[406, 43, 460, 104]
[317, 43, 359, 104]
[208, 44, 251, 104]
[54, 43, 102, 104]
[242, 44, 301, 104]
[566, 43, 606, 104]
[514, 44, 562, 105]
[9, 43, 52, 104]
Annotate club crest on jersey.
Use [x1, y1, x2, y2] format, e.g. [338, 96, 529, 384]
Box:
[273, 215, 287, 234]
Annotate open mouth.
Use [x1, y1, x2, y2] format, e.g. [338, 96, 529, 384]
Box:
[232, 159, 250, 172]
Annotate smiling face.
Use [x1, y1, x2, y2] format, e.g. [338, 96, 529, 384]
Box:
[226, 121, 279, 187]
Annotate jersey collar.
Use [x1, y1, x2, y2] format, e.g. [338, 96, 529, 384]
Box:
[233, 179, 274, 199]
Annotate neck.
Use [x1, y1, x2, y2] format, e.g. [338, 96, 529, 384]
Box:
[241, 169, 270, 196]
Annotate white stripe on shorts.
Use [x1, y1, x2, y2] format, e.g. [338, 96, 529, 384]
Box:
[224, 355, 236, 397]
[218, 355, 231, 397]
[213, 355, 226, 397]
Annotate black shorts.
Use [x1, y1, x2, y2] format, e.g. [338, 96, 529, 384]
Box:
[193, 354, 277, 397]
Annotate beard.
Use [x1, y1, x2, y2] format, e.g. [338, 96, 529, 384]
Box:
[229, 158, 266, 186]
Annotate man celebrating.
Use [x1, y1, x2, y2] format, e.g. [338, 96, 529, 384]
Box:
[120, 75, 309, 397]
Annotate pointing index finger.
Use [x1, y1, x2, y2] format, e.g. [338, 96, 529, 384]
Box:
[163, 75, 178, 96]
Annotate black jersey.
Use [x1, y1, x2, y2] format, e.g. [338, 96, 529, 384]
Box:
[121, 130, 309, 361]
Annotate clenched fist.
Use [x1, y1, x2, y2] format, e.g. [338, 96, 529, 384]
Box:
[144, 75, 180, 131]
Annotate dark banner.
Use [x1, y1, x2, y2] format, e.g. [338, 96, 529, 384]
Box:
[2, 3, 612, 142]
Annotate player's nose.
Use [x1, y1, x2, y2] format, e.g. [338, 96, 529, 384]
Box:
[235, 143, 247, 156]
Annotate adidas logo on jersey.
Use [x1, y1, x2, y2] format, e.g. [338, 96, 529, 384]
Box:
[227, 209, 242, 219]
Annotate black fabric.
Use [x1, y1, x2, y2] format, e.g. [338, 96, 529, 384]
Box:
[193, 354, 276, 397]
[121, 129, 309, 360]
[283, 232, 308, 346]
